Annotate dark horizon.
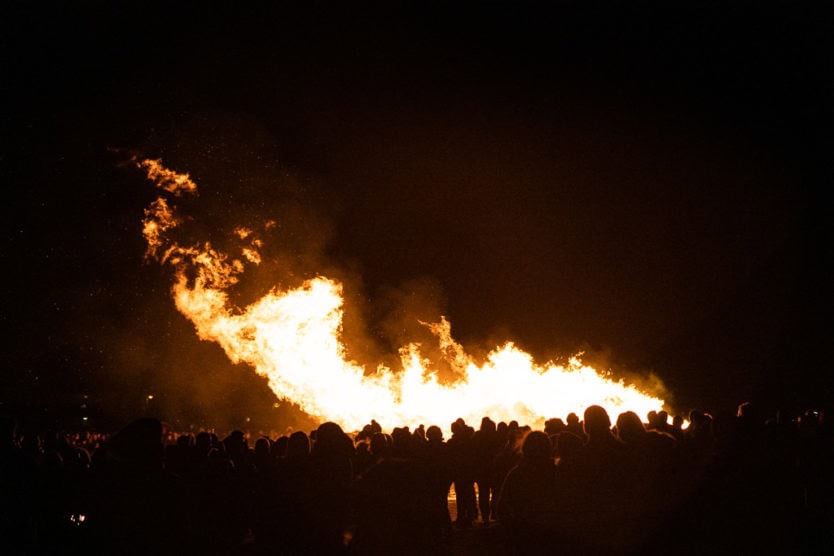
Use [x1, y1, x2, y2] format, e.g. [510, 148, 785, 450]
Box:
[2, 3, 832, 431]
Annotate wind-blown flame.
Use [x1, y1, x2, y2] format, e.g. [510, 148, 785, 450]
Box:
[137, 158, 198, 196]
[137, 158, 666, 433]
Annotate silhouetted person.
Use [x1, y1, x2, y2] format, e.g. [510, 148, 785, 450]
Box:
[566, 412, 584, 439]
[305, 422, 354, 553]
[614, 410, 678, 549]
[448, 418, 477, 527]
[574, 405, 629, 551]
[223, 429, 250, 472]
[496, 431, 556, 555]
[544, 417, 566, 437]
[523, 429, 582, 552]
[271, 431, 314, 554]
[493, 424, 524, 506]
[473, 416, 500, 524]
[273, 433, 289, 458]
[423, 425, 453, 541]
[251, 435, 281, 552]
[414, 424, 426, 442]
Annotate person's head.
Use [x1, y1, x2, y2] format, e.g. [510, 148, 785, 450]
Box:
[224, 430, 247, 457]
[287, 431, 310, 458]
[426, 425, 443, 443]
[356, 424, 374, 443]
[254, 437, 271, 458]
[615, 411, 645, 444]
[556, 431, 584, 463]
[274, 435, 289, 458]
[583, 405, 612, 438]
[545, 418, 566, 436]
[521, 431, 552, 460]
[314, 422, 351, 456]
[391, 427, 412, 457]
[480, 417, 496, 434]
[176, 434, 194, 449]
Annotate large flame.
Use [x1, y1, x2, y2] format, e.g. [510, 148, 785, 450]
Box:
[136, 158, 667, 432]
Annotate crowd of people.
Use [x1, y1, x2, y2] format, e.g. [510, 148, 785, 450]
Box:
[1, 402, 832, 555]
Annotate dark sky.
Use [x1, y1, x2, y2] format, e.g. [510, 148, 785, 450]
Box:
[2, 3, 832, 428]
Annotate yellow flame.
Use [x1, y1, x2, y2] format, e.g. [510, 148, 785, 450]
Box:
[138, 159, 667, 433]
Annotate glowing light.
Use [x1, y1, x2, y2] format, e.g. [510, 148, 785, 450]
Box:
[137, 158, 668, 433]
[135, 158, 197, 196]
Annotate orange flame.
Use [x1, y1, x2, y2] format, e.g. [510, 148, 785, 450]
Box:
[138, 159, 667, 432]
[136, 158, 198, 196]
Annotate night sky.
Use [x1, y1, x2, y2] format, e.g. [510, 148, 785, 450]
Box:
[2, 3, 832, 430]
